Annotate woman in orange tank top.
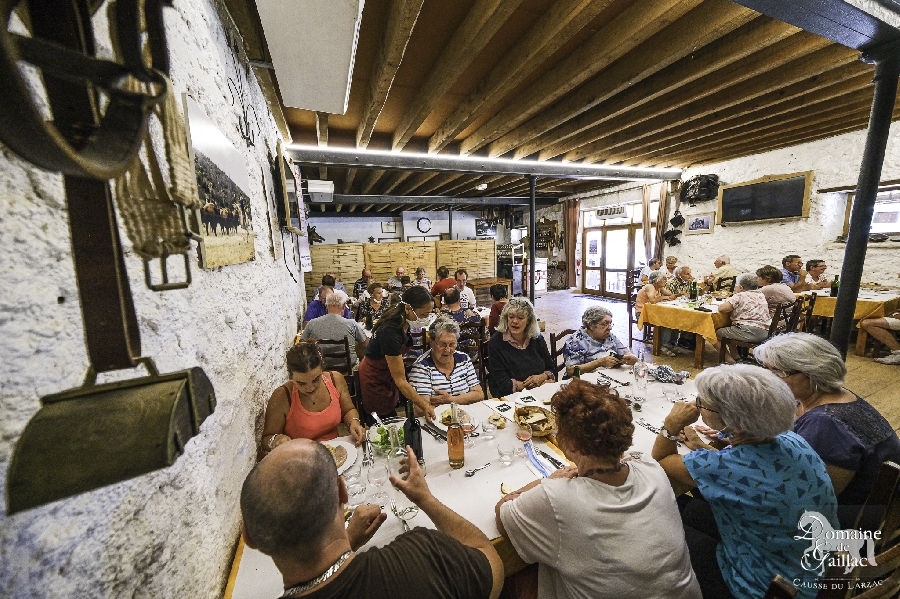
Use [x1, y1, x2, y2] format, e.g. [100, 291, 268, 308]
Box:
[262, 341, 365, 454]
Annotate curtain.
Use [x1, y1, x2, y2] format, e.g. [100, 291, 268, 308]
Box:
[654, 181, 672, 262]
[563, 199, 580, 287]
[641, 184, 653, 264]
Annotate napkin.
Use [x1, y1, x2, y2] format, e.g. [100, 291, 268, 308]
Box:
[525, 441, 551, 478]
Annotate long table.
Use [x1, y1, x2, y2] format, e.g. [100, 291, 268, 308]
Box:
[800, 290, 900, 355]
[225, 370, 697, 599]
[638, 299, 729, 368]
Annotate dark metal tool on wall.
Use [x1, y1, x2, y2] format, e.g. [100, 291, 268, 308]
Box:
[2, 0, 217, 514]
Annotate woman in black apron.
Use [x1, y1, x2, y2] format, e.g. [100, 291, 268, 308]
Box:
[358, 286, 437, 424]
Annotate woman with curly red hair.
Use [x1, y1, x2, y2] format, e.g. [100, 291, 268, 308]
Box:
[495, 379, 700, 599]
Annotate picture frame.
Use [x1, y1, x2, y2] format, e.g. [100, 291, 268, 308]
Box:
[380, 221, 397, 234]
[475, 219, 497, 237]
[275, 140, 304, 235]
[685, 212, 715, 235]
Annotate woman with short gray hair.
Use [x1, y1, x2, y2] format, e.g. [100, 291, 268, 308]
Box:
[488, 298, 555, 397]
[411, 266, 432, 289]
[561, 307, 637, 376]
[713, 272, 771, 363]
[653, 364, 837, 599]
[408, 316, 483, 406]
[755, 332, 900, 527]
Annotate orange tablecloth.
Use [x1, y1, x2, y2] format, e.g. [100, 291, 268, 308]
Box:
[806, 292, 900, 321]
[638, 302, 730, 343]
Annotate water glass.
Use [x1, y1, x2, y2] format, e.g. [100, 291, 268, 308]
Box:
[661, 385, 676, 403]
[498, 444, 515, 465]
[482, 421, 496, 440]
[394, 493, 420, 522]
[631, 394, 645, 412]
[462, 422, 477, 450]
[343, 465, 361, 484]
[347, 482, 367, 509]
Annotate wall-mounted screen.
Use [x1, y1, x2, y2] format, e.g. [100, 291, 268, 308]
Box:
[718, 171, 812, 224]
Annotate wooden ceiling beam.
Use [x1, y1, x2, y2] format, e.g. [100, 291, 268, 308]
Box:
[348, 204, 357, 213]
[343, 169, 357, 194]
[484, 0, 757, 158]
[631, 94, 875, 167]
[535, 28, 825, 161]
[380, 171, 414, 195]
[356, 0, 425, 149]
[397, 172, 439, 195]
[448, 175, 504, 196]
[360, 169, 386, 194]
[315, 112, 329, 179]
[418, 174, 467, 195]
[362, 204, 376, 212]
[515, 17, 798, 161]
[610, 71, 874, 162]
[460, 0, 703, 156]
[391, 0, 526, 151]
[426, 0, 616, 153]
[576, 44, 861, 163]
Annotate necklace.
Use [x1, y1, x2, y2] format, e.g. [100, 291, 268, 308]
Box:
[281, 551, 352, 597]
[580, 463, 625, 478]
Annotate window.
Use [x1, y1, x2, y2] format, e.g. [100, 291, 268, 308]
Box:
[843, 190, 900, 236]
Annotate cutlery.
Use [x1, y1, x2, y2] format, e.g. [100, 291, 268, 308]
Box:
[464, 463, 491, 477]
[423, 426, 445, 442]
[423, 422, 447, 441]
[390, 499, 410, 532]
[361, 439, 373, 467]
[537, 449, 565, 469]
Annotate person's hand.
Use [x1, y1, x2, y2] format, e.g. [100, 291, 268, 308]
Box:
[620, 354, 639, 366]
[423, 403, 436, 422]
[694, 423, 720, 438]
[523, 373, 549, 389]
[391, 446, 432, 504]
[349, 420, 365, 446]
[429, 389, 452, 406]
[549, 465, 578, 479]
[664, 401, 700, 431]
[347, 504, 387, 550]
[596, 356, 621, 369]
[681, 426, 713, 451]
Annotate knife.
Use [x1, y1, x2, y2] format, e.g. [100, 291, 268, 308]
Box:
[538, 449, 565, 469]
[423, 421, 447, 441]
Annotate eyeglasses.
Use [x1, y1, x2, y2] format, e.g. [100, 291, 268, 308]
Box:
[435, 342, 458, 350]
[595, 321, 613, 329]
[755, 358, 797, 379]
[696, 396, 718, 413]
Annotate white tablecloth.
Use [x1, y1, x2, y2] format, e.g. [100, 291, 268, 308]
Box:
[228, 369, 699, 599]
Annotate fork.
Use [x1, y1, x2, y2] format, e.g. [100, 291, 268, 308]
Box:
[361, 438, 373, 467]
[390, 499, 410, 532]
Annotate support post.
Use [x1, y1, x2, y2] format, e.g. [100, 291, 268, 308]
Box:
[831, 44, 900, 357]
[528, 175, 537, 305]
[448, 206, 453, 239]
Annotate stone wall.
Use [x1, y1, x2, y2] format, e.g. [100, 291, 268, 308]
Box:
[0, 1, 301, 597]
[673, 122, 900, 284]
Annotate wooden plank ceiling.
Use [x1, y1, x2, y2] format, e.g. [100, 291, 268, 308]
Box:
[236, 0, 897, 213]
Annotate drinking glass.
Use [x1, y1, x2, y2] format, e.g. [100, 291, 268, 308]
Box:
[631, 394, 645, 412]
[516, 423, 533, 442]
[482, 421, 496, 440]
[394, 492, 420, 522]
[462, 422, 477, 449]
[367, 461, 390, 507]
[661, 384, 676, 403]
[347, 482, 367, 509]
[343, 465, 361, 484]
[498, 444, 515, 465]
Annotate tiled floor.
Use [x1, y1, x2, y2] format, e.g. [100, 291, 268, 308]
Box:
[532, 289, 900, 432]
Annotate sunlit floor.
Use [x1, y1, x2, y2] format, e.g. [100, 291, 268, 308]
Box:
[533, 289, 900, 433]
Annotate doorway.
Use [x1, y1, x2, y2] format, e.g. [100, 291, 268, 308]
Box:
[582, 224, 656, 299]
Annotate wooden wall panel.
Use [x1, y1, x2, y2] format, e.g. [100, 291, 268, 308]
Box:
[306, 243, 365, 300]
[363, 242, 438, 287]
[436, 240, 497, 280]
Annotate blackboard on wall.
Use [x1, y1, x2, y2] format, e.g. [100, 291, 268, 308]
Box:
[718, 171, 812, 224]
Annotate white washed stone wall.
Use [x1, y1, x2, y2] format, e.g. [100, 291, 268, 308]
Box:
[0, 1, 302, 597]
[674, 122, 900, 284]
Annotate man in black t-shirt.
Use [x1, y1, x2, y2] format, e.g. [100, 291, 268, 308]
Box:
[241, 439, 503, 599]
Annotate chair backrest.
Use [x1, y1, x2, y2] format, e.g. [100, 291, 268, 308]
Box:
[351, 369, 363, 416]
[856, 461, 900, 552]
[781, 297, 806, 334]
[799, 293, 817, 332]
[763, 575, 798, 599]
[314, 337, 353, 377]
[766, 303, 790, 338]
[815, 543, 900, 599]
[549, 329, 577, 377]
[716, 276, 736, 293]
[479, 338, 490, 398]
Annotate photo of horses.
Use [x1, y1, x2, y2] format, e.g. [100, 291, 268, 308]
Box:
[184, 95, 255, 267]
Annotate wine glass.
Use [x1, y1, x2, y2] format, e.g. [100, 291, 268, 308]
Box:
[394, 492, 420, 523]
[347, 482, 367, 509]
[516, 423, 532, 442]
[462, 421, 477, 449]
[661, 384, 676, 403]
[367, 461, 390, 507]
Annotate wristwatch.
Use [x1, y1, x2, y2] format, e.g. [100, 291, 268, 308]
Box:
[659, 425, 681, 441]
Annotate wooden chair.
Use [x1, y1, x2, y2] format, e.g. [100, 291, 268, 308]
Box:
[549, 329, 576, 378]
[315, 337, 354, 380]
[815, 544, 900, 599]
[626, 276, 652, 347]
[716, 276, 737, 293]
[855, 461, 900, 553]
[479, 338, 490, 399]
[404, 330, 428, 370]
[718, 302, 791, 365]
[762, 574, 798, 599]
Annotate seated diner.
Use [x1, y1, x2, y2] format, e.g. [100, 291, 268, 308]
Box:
[409, 317, 483, 406]
[654, 364, 838, 599]
[636, 270, 677, 356]
[487, 283, 508, 335]
[355, 281, 386, 326]
[300, 290, 368, 367]
[562, 306, 637, 377]
[261, 341, 364, 453]
[714, 272, 771, 363]
[487, 297, 555, 397]
[440, 287, 481, 357]
[757, 265, 796, 312]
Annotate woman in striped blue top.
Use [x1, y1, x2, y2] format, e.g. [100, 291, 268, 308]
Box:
[409, 317, 484, 406]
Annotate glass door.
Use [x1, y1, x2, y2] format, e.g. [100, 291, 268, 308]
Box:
[603, 227, 631, 299]
[583, 228, 604, 295]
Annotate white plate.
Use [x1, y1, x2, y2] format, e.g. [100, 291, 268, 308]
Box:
[431, 407, 479, 432]
[323, 439, 357, 475]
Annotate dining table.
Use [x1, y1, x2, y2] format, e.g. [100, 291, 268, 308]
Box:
[224, 369, 698, 599]
[799, 290, 900, 355]
[637, 297, 730, 368]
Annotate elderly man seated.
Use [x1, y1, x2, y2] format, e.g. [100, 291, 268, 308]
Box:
[352, 268, 372, 299]
[780, 254, 809, 292]
[386, 266, 406, 291]
[703, 255, 739, 289]
[241, 439, 504, 599]
[303, 286, 352, 326]
[861, 308, 900, 365]
[665, 265, 694, 296]
[562, 307, 638, 376]
[804, 259, 831, 290]
[300, 290, 369, 366]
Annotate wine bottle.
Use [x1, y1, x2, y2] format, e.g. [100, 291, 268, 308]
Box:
[403, 398, 424, 469]
[689, 281, 697, 300]
[573, 365, 581, 379]
[830, 275, 840, 298]
[365, 312, 373, 330]
[447, 402, 465, 469]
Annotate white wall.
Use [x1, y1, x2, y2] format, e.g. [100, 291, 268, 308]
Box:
[401, 210, 482, 241]
[671, 122, 900, 283]
[308, 215, 401, 244]
[0, 1, 300, 597]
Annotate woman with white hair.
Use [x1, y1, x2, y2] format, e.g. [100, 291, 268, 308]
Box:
[488, 297, 555, 397]
[653, 365, 838, 599]
[636, 270, 678, 355]
[755, 332, 900, 528]
[714, 272, 771, 364]
[409, 317, 483, 406]
[562, 306, 637, 377]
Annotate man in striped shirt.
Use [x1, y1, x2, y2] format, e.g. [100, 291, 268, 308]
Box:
[409, 318, 484, 407]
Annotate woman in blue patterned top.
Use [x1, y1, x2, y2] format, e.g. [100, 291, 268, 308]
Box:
[755, 332, 900, 528]
[653, 365, 837, 599]
[561, 306, 637, 378]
